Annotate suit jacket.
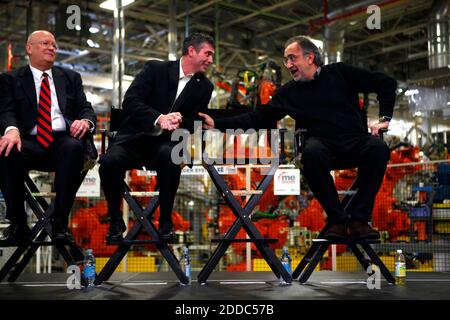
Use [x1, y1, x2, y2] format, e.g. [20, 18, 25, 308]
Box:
[0, 65, 98, 160]
[112, 59, 214, 145]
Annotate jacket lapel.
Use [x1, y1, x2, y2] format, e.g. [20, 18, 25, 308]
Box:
[171, 74, 202, 112]
[52, 67, 67, 113]
[19, 66, 38, 112]
[168, 61, 179, 109]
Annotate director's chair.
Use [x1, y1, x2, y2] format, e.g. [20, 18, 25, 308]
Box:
[197, 126, 292, 284]
[0, 167, 87, 283]
[291, 128, 396, 285]
[94, 108, 189, 285]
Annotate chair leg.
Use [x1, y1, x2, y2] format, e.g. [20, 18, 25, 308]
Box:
[95, 242, 133, 285]
[96, 188, 189, 285]
[348, 243, 370, 271]
[198, 219, 240, 284]
[95, 209, 146, 285]
[198, 163, 292, 284]
[299, 243, 328, 284]
[292, 241, 321, 279]
[0, 245, 29, 282]
[123, 189, 189, 285]
[360, 242, 395, 284]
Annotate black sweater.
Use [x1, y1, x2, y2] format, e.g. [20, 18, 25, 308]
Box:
[215, 62, 397, 139]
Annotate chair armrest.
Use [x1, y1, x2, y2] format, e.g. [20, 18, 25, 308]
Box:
[99, 129, 107, 155]
[379, 128, 388, 140]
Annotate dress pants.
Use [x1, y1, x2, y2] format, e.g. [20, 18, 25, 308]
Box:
[99, 135, 182, 234]
[0, 132, 84, 226]
[300, 134, 390, 224]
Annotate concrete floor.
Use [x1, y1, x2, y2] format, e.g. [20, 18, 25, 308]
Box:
[0, 271, 449, 300]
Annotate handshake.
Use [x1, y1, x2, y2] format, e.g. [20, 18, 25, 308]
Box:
[156, 112, 216, 131]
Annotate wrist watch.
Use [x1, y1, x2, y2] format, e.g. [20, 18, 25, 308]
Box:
[379, 116, 391, 123]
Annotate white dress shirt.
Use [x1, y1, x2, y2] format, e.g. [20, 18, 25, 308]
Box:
[29, 66, 67, 134]
[151, 58, 193, 135]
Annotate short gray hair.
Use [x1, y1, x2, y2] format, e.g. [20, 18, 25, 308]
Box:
[285, 36, 324, 67]
[182, 32, 215, 56]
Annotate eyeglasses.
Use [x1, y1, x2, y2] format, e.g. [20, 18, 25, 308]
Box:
[283, 53, 310, 66]
[283, 54, 299, 66]
[30, 40, 59, 50]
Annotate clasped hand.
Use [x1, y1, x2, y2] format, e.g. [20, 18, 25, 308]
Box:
[157, 112, 182, 131]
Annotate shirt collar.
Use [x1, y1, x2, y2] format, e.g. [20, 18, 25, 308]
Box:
[316, 66, 321, 76]
[29, 65, 53, 81]
[179, 58, 193, 80]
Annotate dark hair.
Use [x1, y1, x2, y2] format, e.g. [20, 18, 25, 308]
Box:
[182, 32, 215, 56]
[285, 36, 324, 66]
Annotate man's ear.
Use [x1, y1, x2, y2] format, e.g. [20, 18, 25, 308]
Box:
[307, 52, 314, 65]
[188, 45, 197, 57]
[25, 43, 32, 56]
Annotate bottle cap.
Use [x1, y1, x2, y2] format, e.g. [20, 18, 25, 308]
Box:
[397, 249, 402, 253]
[87, 249, 93, 254]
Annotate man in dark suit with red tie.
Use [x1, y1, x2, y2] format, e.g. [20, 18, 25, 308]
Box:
[0, 30, 97, 244]
[99, 33, 214, 242]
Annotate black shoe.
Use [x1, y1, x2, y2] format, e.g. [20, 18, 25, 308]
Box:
[51, 220, 74, 243]
[0, 223, 31, 246]
[158, 231, 175, 243]
[349, 220, 380, 240]
[106, 219, 127, 243]
[322, 223, 348, 241]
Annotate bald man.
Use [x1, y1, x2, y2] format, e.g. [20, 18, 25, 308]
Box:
[0, 30, 97, 245]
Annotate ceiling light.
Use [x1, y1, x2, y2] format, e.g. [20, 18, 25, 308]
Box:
[100, 0, 135, 10]
[89, 26, 99, 34]
[405, 89, 419, 96]
[87, 39, 100, 48]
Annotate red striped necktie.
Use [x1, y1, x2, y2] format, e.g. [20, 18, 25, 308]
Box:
[37, 72, 53, 148]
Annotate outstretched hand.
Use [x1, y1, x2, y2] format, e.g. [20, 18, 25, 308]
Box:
[369, 121, 389, 137]
[198, 112, 215, 129]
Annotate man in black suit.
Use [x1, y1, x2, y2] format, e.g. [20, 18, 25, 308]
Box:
[199, 36, 397, 241]
[0, 30, 96, 244]
[99, 33, 215, 242]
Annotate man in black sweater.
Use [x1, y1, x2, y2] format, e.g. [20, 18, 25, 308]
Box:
[199, 36, 397, 240]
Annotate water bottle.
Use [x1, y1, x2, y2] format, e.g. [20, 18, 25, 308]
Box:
[279, 246, 292, 285]
[83, 249, 96, 288]
[395, 249, 406, 285]
[181, 246, 192, 285]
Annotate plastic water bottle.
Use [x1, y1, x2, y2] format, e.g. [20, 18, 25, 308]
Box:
[181, 246, 192, 285]
[395, 249, 406, 285]
[83, 249, 96, 288]
[279, 246, 292, 285]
